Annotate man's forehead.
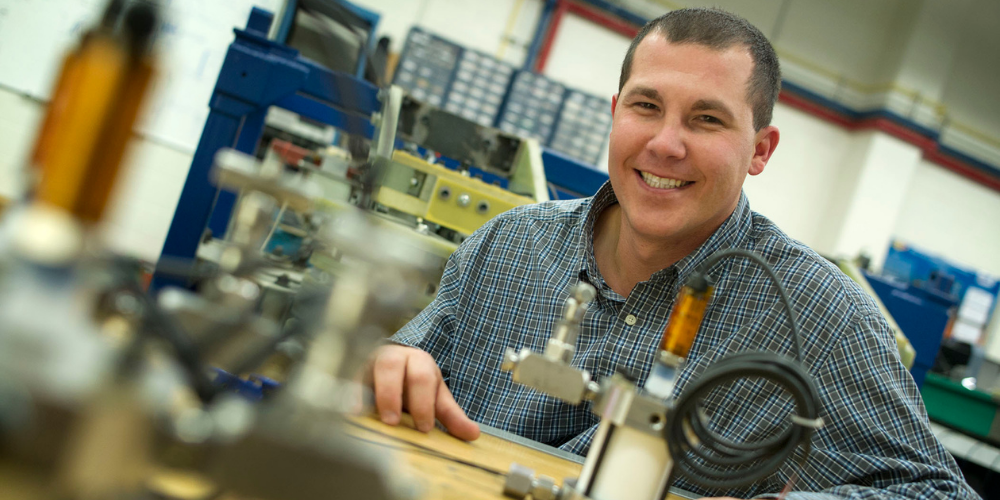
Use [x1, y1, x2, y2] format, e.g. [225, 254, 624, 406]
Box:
[625, 34, 754, 108]
[631, 33, 754, 81]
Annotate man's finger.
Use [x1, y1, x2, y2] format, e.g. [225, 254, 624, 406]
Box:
[405, 359, 440, 433]
[435, 381, 480, 441]
[372, 350, 405, 425]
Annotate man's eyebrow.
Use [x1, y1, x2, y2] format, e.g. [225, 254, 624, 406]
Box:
[692, 99, 735, 120]
[623, 86, 661, 101]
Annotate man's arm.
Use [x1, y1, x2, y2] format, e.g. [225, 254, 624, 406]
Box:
[369, 344, 479, 439]
[366, 221, 498, 441]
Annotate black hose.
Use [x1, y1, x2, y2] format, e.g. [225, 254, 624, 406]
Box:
[666, 249, 822, 490]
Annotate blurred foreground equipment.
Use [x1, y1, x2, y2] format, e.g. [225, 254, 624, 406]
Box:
[0, 3, 460, 499]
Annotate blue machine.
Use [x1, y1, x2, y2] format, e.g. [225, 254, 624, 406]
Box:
[153, 7, 609, 291]
[542, 148, 608, 200]
[864, 270, 954, 388]
[882, 240, 999, 316]
[152, 7, 381, 290]
[273, 0, 382, 80]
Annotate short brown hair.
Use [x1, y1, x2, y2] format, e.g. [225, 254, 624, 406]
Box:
[618, 8, 780, 131]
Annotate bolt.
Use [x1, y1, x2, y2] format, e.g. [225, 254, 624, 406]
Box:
[457, 193, 471, 207]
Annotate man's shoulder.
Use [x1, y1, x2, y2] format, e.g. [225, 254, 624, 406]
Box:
[454, 198, 592, 264]
[497, 197, 592, 224]
[480, 197, 592, 239]
[746, 212, 881, 322]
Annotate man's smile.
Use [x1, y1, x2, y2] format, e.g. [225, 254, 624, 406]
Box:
[637, 170, 694, 190]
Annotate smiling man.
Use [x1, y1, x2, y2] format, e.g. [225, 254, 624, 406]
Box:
[369, 8, 977, 499]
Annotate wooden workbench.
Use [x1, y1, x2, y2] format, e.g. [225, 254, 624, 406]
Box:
[344, 414, 580, 500]
[343, 414, 690, 500]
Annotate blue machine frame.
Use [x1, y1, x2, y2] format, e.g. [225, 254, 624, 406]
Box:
[152, 7, 380, 290]
[272, 0, 382, 80]
[153, 7, 609, 290]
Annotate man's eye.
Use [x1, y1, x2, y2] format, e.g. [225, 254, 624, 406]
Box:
[698, 115, 722, 124]
[635, 102, 658, 110]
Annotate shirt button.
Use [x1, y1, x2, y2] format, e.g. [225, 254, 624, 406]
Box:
[624, 314, 637, 326]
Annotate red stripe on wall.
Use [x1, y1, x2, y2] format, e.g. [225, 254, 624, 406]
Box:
[534, 0, 569, 73]
[565, 1, 639, 38]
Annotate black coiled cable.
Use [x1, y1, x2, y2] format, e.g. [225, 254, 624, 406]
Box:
[666, 249, 823, 490]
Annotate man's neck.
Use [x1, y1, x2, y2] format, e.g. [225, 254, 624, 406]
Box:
[593, 204, 716, 297]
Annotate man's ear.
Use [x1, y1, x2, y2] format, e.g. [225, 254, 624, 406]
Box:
[611, 94, 619, 118]
[749, 125, 779, 176]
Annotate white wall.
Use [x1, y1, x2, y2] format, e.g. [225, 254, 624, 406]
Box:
[99, 139, 192, 261]
[543, 14, 628, 99]
[0, 91, 44, 201]
[827, 133, 922, 270]
[743, 103, 854, 250]
[894, 160, 1000, 277]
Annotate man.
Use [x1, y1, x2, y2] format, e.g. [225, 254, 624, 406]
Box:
[368, 8, 977, 499]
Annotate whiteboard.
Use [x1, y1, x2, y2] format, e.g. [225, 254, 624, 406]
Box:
[0, 0, 284, 152]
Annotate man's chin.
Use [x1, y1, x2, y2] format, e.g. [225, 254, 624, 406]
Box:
[625, 217, 688, 243]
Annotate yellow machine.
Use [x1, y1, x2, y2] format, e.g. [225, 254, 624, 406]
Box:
[375, 150, 539, 236]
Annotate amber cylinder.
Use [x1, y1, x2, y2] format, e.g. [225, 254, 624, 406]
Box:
[33, 33, 127, 217]
[660, 284, 714, 359]
[75, 58, 154, 224]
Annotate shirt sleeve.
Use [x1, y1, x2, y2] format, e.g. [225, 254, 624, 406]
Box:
[762, 313, 977, 499]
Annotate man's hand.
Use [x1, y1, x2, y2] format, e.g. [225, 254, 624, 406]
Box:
[369, 344, 481, 441]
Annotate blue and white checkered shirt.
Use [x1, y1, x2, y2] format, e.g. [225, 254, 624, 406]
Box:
[393, 182, 976, 499]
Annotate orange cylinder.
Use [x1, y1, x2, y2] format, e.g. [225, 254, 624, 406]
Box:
[33, 33, 127, 216]
[660, 284, 714, 359]
[75, 57, 155, 224]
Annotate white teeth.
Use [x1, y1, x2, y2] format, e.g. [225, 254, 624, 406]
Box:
[640, 171, 690, 189]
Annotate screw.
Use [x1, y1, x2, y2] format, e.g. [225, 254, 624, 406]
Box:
[457, 193, 471, 207]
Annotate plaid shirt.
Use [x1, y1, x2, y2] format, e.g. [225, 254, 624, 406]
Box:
[393, 182, 976, 499]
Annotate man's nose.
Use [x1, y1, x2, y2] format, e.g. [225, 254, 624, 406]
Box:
[646, 119, 687, 160]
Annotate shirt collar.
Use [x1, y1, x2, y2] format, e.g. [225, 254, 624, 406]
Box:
[581, 181, 621, 297]
[667, 190, 753, 285]
[580, 180, 753, 293]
